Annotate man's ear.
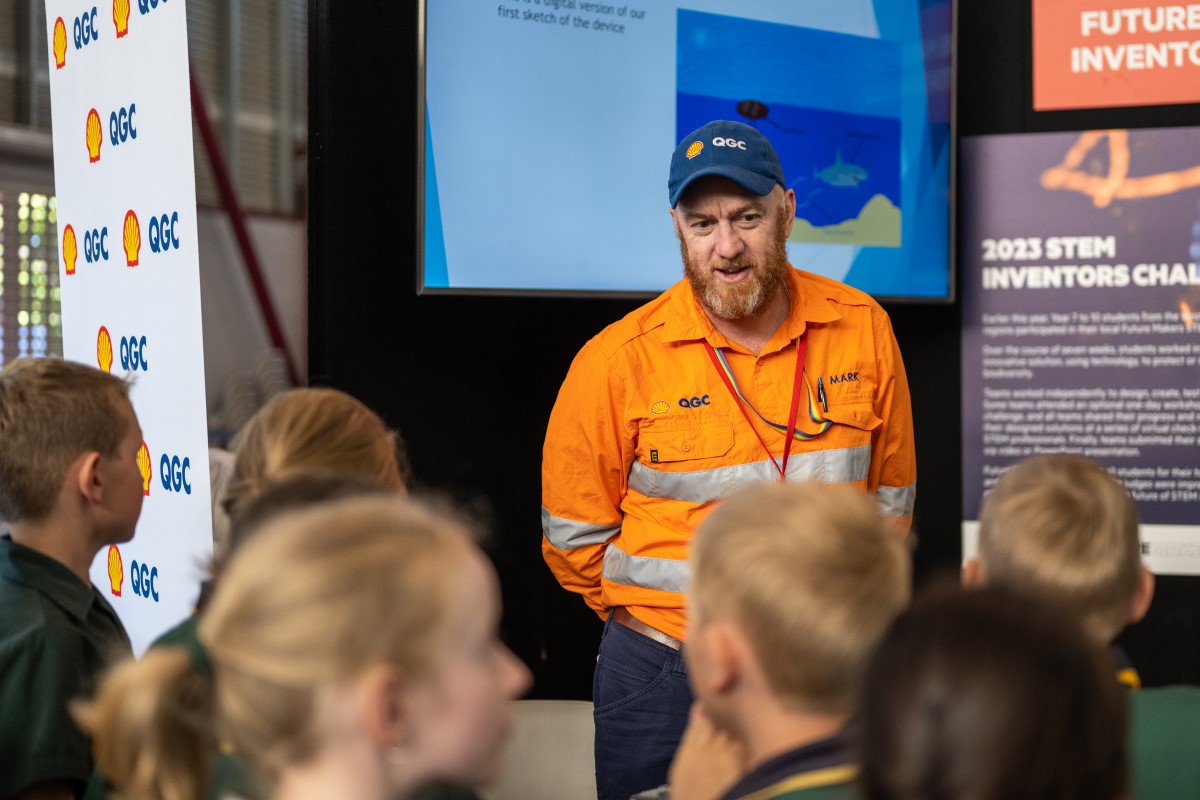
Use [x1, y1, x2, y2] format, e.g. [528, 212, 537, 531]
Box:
[961, 557, 986, 588]
[1127, 565, 1155, 625]
[780, 188, 796, 237]
[74, 452, 104, 505]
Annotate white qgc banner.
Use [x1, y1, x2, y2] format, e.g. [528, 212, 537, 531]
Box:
[45, 0, 212, 653]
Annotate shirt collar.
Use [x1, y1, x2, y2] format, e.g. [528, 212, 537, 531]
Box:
[0, 535, 98, 622]
[661, 267, 843, 353]
[720, 730, 851, 800]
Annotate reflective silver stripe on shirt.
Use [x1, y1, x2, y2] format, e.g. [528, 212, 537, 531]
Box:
[627, 444, 872, 505]
[602, 544, 690, 594]
[542, 508, 621, 550]
[876, 483, 916, 519]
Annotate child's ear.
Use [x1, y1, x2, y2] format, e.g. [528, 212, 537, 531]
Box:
[697, 622, 741, 697]
[74, 452, 104, 505]
[961, 557, 986, 588]
[1127, 566, 1155, 625]
[357, 663, 409, 749]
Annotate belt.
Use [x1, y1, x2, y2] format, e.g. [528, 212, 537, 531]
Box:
[612, 607, 682, 651]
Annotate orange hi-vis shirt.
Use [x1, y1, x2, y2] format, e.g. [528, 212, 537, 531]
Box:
[542, 267, 916, 643]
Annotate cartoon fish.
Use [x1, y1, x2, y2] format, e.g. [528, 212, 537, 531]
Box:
[814, 151, 868, 187]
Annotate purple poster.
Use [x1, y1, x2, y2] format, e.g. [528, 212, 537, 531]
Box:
[961, 129, 1200, 575]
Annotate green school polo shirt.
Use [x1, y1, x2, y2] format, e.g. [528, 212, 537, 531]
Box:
[1129, 684, 1200, 800]
[0, 536, 131, 799]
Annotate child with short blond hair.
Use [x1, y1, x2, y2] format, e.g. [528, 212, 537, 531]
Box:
[655, 481, 909, 800]
[965, 453, 1199, 800]
[0, 358, 144, 800]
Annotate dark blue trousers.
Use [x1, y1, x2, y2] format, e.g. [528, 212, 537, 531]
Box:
[592, 613, 694, 800]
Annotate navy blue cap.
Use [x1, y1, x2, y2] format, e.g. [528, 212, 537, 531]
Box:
[668, 120, 785, 207]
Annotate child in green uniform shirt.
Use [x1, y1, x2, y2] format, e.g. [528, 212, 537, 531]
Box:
[0, 359, 144, 800]
[963, 453, 1200, 800]
[642, 481, 910, 800]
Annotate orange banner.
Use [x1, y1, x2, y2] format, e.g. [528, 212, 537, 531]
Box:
[1033, 0, 1200, 110]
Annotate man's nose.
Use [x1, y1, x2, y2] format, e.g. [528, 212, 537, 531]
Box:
[712, 223, 744, 260]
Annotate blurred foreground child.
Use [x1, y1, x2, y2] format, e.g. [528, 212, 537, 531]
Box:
[858, 586, 1127, 800]
[78, 496, 531, 800]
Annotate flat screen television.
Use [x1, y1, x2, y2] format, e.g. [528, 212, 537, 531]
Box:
[419, 0, 953, 300]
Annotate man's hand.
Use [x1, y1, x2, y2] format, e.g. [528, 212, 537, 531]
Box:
[667, 703, 747, 800]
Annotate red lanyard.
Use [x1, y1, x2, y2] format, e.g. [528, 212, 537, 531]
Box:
[703, 335, 807, 481]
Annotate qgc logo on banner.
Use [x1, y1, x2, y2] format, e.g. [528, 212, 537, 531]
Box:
[46, 0, 212, 653]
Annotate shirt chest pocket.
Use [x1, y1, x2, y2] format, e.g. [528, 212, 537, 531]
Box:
[637, 417, 735, 465]
[821, 401, 882, 438]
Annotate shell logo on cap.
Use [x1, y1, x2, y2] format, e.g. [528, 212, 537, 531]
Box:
[97, 326, 114, 372]
[686, 141, 704, 160]
[651, 400, 670, 415]
[107, 545, 124, 597]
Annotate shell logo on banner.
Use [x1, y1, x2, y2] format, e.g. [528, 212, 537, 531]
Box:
[86, 108, 102, 162]
[63, 224, 78, 275]
[122, 210, 141, 266]
[113, 0, 131, 38]
[107, 545, 124, 597]
[137, 441, 152, 496]
[53, 17, 68, 68]
[96, 325, 114, 372]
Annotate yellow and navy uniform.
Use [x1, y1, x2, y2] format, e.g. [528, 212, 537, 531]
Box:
[542, 266, 916, 642]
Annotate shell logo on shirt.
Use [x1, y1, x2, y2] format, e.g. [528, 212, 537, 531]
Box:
[86, 108, 103, 162]
[53, 18, 68, 68]
[97, 326, 114, 372]
[113, 0, 131, 38]
[137, 441, 152, 496]
[107, 545, 124, 597]
[650, 400, 670, 415]
[122, 210, 141, 266]
[63, 224, 78, 275]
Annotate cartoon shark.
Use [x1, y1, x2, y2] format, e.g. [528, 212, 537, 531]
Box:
[814, 151, 868, 187]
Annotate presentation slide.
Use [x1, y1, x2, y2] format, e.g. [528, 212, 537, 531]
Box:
[422, 0, 950, 298]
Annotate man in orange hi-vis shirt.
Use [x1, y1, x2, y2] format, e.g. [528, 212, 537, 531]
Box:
[542, 120, 915, 800]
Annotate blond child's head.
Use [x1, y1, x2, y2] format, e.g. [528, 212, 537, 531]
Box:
[973, 454, 1150, 643]
[0, 358, 141, 535]
[79, 495, 530, 800]
[222, 388, 408, 523]
[688, 481, 910, 716]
